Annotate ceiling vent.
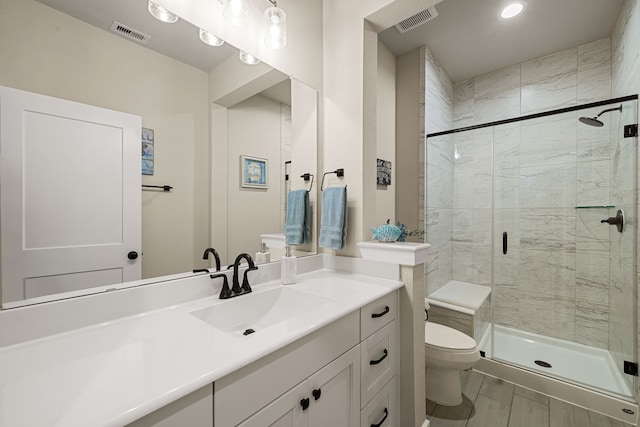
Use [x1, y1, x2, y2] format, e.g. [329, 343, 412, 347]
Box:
[395, 6, 438, 33]
[109, 21, 150, 45]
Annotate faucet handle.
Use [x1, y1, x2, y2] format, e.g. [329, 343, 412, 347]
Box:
[210, 273, 232, 299]
[241, 265, 258, 293]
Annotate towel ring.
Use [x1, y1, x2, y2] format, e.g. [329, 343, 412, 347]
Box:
[321, 168, 344, 191]
[301, 173, 314, 193]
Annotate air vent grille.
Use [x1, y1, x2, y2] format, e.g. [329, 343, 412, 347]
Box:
[395, 7, 438, 33]
[110, 21, 150, 45]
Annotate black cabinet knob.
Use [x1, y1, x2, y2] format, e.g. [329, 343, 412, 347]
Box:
[127, 251, 139, 260]
[300, 397, 310, 411]
[312, 388, 321, 401]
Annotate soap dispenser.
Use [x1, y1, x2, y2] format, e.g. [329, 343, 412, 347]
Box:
[255, 242, 271, 264]
[281, 245, 297, 285]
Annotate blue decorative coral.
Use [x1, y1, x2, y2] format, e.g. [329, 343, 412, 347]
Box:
[372, 220, 402, 242]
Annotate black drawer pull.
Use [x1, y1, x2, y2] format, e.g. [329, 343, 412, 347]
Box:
[312, 388, 321, 401]
[371, 408, 388, 427]
[370, 349, 388, 365]
[300, 397, 310, 410]
[503, 231, 507, 255]
[371, 306, 389, 318]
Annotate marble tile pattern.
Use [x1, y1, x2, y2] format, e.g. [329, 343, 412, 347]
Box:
[428, 306, 473, 338]
[426, 32, 640, 373]
[611, 0, 640, 399]
[424, 46, 454, 294]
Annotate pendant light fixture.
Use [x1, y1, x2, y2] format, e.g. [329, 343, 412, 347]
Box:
[199, 28, 224, 47]
[223, 0, 248, 26]
[264, 0, 286, 49]
[147, 0, 178, 23]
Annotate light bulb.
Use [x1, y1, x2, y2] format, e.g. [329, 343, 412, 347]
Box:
[199, 28, 224, 47]
[264, 6, 286, 49]
[148, 0, 178, 23]
[500, 1, 526, 19]
[239, 51, 261, 65]
[224, 0, 248, 26]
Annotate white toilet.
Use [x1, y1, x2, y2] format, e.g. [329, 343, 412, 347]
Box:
[425, 321, 481, 406]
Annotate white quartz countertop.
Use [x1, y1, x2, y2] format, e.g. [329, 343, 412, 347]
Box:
[0, 268, 403, 427]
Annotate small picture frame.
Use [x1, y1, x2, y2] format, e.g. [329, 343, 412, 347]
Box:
[377, 158, 391, 186]
[241, 155, 268, 189]
[142, 128, 154, 175]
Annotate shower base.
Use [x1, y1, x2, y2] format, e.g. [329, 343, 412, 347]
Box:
[476, 325, 637, 424]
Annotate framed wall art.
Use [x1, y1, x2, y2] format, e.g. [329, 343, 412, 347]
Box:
[377, 158, 391, 186]
[241, 155, 268, 189]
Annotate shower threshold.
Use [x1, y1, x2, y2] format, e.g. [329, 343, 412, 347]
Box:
[478, 325, 632, 399]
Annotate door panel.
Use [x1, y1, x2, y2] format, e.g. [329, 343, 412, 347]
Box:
[1, 86, 141, 304]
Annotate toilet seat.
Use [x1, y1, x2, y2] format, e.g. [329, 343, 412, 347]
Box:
[425, 322, 477, 352]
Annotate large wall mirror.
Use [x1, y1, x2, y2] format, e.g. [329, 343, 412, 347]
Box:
[0, 0, 317, 308]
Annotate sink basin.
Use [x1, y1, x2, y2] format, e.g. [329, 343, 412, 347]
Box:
[190, 286, 335, 335]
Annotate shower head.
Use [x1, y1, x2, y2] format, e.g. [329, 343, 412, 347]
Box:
[579, 116, 604, 127]
[578, 105, 622, 127]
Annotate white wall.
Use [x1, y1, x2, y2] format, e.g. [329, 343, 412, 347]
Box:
[374, 41, 397, 227]
[0, 0, 210, 280]
[226, 95, 283, 260]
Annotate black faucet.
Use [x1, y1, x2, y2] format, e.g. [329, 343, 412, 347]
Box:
[210, 273, 232, 299]
[202, 247, 221, 272]
[219, 253, 258, 299]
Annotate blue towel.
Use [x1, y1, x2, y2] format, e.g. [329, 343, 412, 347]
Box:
[285, 189, 310, 245]
[319, 186, 347, 250]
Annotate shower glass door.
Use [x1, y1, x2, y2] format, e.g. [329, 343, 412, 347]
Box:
[491, 98, 638, 400]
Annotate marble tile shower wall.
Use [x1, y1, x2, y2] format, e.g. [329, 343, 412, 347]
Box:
[422, 46, 454, 295]
[448, 38, 618, 346]
[611, 0, 640, 397]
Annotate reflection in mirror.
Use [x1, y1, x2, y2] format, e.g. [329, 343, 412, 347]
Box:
[0, 0, 317, 308]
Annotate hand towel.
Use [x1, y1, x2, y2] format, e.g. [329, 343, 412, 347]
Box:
[285, 189, 311, 245]
[319, 186, 347, 250]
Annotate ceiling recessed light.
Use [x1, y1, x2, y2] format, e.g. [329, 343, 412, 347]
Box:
[199, 29, 224, 47]
[148, 1, 178, 23]
[239, 51, 261, 65]
[500, 1, 526, 19]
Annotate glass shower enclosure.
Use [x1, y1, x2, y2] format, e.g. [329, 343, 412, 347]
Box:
[425, 96, 638, 400]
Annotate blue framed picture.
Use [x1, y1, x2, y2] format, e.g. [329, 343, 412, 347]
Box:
[241, 155, 268, 189]
[142, 128, 154, 175]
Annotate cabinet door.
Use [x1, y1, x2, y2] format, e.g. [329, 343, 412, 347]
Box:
[308, 345, 361, 427]
[237, 381, 307, 427]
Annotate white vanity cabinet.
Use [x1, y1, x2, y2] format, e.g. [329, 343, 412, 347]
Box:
[214, 311, 361, 426]
[238, 346, 360, 427]
[359, 291, 400, 427]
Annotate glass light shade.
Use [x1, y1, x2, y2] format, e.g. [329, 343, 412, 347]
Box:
[199, 28, 224, 47]
[239, 51, 261, 65]
[264, 6, 286, 49]
[148, 1, 178, 23]
[223, 0, 248, 26]
[500, 2, 526, 19]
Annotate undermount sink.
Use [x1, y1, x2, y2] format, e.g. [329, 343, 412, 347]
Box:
[190, 286, 335, 335]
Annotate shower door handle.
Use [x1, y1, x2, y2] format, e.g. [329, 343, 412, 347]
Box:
[503, 232, 507, 255]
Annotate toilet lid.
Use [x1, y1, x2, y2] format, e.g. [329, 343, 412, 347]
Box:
[425, 322, 477, 351]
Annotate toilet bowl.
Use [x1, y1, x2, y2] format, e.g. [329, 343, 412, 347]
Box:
[425, 321, 480, 406]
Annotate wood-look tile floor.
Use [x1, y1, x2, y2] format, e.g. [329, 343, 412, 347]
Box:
[426, 370, 631, 427]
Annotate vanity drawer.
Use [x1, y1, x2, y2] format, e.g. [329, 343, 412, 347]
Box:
[360, 377, 399, 427]
[361, 291, 397, 340]
[360, 320, 398, 408]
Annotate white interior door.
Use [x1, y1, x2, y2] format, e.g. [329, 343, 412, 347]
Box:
[1, 86, 141, 305]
